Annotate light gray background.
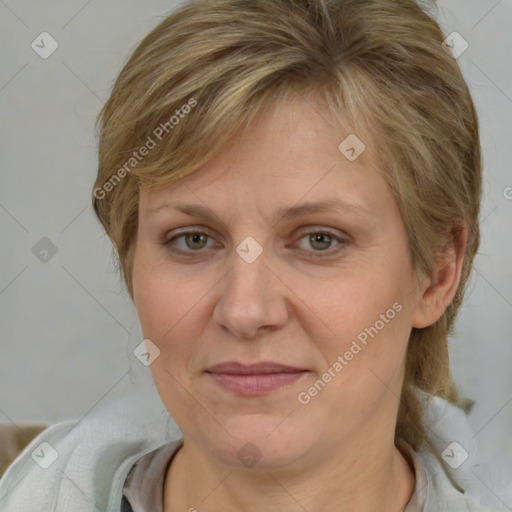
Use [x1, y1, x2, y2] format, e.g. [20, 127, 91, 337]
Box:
[1, 0, 511, 472]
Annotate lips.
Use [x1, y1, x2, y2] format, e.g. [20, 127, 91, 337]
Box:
[205, 361, 308, 395]
[205, 361, 306, 375]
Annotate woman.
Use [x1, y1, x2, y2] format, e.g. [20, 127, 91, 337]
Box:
[0, 0, 507, 510]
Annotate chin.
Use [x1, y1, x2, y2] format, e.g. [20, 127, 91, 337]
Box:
[200, 415, 319, 470]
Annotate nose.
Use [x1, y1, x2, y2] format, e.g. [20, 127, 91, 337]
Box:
[212, 244, 290, 339]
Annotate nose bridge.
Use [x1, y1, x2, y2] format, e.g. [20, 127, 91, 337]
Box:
[213, 237, 288, 337]
[226, 239, 271, 311]
[231, 248, 267, 297]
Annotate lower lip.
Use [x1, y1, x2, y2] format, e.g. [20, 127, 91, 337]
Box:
[206, 371, 307, 396]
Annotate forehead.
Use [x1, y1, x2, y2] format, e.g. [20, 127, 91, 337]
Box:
[139, 95, 391, 222]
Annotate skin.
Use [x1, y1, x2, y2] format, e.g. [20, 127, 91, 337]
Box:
[132, 94, 466, 512]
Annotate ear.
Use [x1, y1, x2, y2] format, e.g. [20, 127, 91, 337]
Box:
[412, 226, 468, 329]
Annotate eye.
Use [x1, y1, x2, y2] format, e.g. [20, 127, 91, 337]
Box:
[164, 228, 348, 257]
[293, 230, 347, 254]
[165, 230, 219, 253]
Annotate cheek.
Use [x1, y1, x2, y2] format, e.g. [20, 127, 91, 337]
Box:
[135, 283, 200, 367]
[133, 259, 205, 420]
[132, 253, 219, 378]
[132, 247, 202, 339]
[297, 268, 405, 346]
[303, 264, 412, 395]
[303, 302, 410, 435]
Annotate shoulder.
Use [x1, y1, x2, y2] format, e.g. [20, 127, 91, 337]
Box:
[0, 419, 78, 510]
[416, 448, 490, 511]
[413, 389, 511, 512]
[0, 390, 182, 511]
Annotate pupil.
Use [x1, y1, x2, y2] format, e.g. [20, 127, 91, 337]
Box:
[188, 233, 206, 249]
[311, 233, 330, 250]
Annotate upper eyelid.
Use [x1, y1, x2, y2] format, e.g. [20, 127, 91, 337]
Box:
[166, 226, 345, 240]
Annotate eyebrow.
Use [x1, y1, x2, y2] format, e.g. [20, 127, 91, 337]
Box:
[147, 198, 372, 224]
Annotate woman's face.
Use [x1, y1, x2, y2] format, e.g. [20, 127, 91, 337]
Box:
[132, 96, 428, 470]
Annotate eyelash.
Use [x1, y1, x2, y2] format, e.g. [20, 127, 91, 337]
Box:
[163, 228, 348, 257]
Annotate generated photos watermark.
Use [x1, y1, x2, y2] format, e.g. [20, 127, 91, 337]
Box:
[93, 97, 197, 200]
[297, 301, 403, 404]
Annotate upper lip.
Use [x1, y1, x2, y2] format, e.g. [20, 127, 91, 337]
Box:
[205, 361, 306, 375]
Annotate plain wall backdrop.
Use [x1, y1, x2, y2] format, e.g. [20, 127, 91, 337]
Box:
[1, 0, 511, 473]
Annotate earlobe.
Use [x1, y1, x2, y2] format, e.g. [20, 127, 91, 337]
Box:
[411, 226, 467, 329]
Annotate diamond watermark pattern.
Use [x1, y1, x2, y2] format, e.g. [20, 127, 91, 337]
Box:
[338, 134, 366, 161]
[31, 441, 59, 469]
[442, 32, 468, 59]
[237, 442, 262, 468]
[32, 237, 58, 263]
[134, 339, 161, 366]
[31, 32, 59, 59]
[441, 441, 469, 469]
[236, 236, 263, 263]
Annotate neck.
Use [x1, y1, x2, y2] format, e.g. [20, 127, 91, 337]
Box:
[164, 427, 415, 512]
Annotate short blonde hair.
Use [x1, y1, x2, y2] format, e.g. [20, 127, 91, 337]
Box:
[93, 0, 482, 450]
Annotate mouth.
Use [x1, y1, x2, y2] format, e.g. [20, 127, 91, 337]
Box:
[205, 361, 309, 396]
